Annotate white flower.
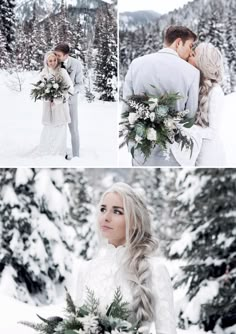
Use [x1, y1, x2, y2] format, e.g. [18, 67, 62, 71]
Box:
[128, 112, 138, 125]
[149, 112, 155, 122]
[147, 128, 157, 141]
[164, 118, 176, 130]
[39, 82, 45, 87]
[135, 135, 142, 143]
[53, 83, 59, 89]
[78, 315, 98, 333]
[111, 330, 129, 334]
[148, 97, 158, 111]
[45, 88, 50, 93]
[138, 326, 150, 333]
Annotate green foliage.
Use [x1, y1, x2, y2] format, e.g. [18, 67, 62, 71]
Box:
[106, 287, 130, 320]
[31, 76, 70, 103]
[20, 287, 139, 334]
[120, 91, 194, 161]
[83, 287, 100, 315]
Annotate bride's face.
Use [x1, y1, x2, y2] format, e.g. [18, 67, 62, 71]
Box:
[98, 192, 126, 247]
[47, 55, 58, 69]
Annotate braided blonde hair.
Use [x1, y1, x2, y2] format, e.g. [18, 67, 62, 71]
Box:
[98, 182, 158, 328]
[194, 43, 224, 127]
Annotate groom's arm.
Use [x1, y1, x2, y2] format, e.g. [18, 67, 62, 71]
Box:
[123, 61, 134, 99]
[122, 61, 135, 115]
[186, 69, 200, 119]
[73, 60, 83, 95]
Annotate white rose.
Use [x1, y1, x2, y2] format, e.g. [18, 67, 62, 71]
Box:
[150, 112, 155, 122]
[128, 112, 137, 125]
[148, 97, 158, 111]
[53, 83, 59, 89]
[164, 118, 176, 130]
[147, 128, 157, 141]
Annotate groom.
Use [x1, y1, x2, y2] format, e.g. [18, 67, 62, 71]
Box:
[55, 43, 83, 159]
[123, 25, 200, 166]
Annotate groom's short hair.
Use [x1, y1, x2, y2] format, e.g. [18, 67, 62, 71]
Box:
[54, 43, 70, 55]
[164, 26, 197, 45]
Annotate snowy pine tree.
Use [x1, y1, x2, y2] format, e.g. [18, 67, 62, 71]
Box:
[94, 2, 117, 101]
[170, 168, 236, 332]
[64, 169, 97, 260]
[0, 168, 72, 305]
[0, 0, 16, 54]
[0, 28, 8, 68]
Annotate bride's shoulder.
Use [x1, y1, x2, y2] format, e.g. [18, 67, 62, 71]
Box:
[58, 67, 68, 76]
[210, 84, 224, 98]
[148, 255, 171, 278]
[73, 257, 92, 278]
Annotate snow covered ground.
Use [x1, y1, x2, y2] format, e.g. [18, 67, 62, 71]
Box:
[0, 70, 118, 167]
[119, 92, 236, 167]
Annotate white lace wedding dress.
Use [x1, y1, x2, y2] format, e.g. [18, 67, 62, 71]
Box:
[73, 243, 177, 334]
[34, 67, 74, 157]
[171, 84, 226, 166]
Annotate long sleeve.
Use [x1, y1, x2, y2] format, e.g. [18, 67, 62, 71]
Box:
[73, 259, 88, 307]
[123, 61, 135, 99]
[122, 60, 136, 116]
[73, 60, 83, 95]
[60, 68, 74, 96]
[186, 69, 200, 119]
[195, 85, 226, 166]
[151, 260, 177, 334]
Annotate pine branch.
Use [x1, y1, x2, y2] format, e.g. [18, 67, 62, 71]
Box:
[106, 287, 130, 320]
[83, 287, 100, 315]
[65, 287, 77, 316]
[18, 320, 49, 333]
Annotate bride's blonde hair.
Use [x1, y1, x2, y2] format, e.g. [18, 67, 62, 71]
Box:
[98, 182, 158, 327]
[194, 42, 224, 127]
[43, 51, 59, 73]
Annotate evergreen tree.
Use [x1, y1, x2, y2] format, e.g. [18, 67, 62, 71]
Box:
[0, 0, 16, 54]
[0, 168, 72, 305]
[64, 169, 97, 260]
[170, 169, 236, 332]
[70, 19, 85, 62]
[55, 0, 72, 44]
[224, 9, 236, 91]
[94, 3, 117, 101]
[0, 28, 8, 68]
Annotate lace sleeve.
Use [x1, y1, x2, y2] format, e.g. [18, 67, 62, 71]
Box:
[151, 259, 177, 334]
[73, 259, 88, 307]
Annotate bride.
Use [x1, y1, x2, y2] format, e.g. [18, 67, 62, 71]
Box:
[74, 182, 176, 334]
[171, 42, 226, 166]
[36, 51, 74, 156]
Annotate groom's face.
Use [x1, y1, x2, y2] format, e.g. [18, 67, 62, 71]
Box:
[176, 38, 194, 61]
[55, 51, 68, 63]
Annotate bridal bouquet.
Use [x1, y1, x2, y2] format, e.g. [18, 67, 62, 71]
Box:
[31, 75, 70, 103]
[20, 288, 141, 334]
[120, 88, 195, 161]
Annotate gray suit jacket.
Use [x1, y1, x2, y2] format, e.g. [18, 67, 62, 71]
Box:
[66, 56, 83, 105]
[123, 48, 200, 166]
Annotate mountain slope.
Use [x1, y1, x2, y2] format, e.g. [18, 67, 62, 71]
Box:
[119, 10, 160, 31]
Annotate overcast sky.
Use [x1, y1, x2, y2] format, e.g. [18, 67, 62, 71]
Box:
[119, 0, 192, 14]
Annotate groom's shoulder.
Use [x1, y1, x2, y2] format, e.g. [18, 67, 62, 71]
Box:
[69, 56, 82, 66]
[130, 52, 159, 67]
